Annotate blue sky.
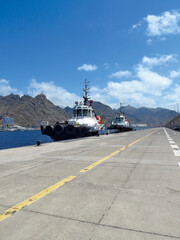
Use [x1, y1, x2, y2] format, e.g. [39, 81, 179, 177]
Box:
[0, 0, 180, 110]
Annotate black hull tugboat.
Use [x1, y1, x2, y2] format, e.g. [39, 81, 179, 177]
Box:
[41, 80, 104, 141]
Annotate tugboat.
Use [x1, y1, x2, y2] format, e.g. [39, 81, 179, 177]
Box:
[108, 104, 132, 132]
[41, 80, 104, 141]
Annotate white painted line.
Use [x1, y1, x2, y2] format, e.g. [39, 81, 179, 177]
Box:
[171, 145, 179, 149]
[164, 129, 180, 162]
[174, 150, 180, 156]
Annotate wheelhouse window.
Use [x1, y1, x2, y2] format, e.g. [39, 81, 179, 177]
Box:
[77, 109, 82, 116]
[73, 110, 76, 117]
[83, 109, 88, 116]
[116, 117, 124, 122]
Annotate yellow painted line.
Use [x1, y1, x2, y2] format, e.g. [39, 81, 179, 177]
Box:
[127, 131, 156, 147]
[0, 175, 76, 222]
[80, 147, 126, 172]
[80, 130, 158, 173]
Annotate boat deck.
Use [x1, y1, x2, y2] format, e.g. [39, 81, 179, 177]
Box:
[0, 128, 180, 239]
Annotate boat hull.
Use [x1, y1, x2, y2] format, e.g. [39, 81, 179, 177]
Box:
[108, 125, 133, 132]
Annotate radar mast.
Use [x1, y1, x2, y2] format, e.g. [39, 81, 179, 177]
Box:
[83, 79, 90, 105]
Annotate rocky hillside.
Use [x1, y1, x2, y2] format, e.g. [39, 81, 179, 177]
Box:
[119, 106, 178, 126]
[0, 94, 68, 127]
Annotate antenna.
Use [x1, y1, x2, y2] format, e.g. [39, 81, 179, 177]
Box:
[120, 102, 125, 114]
[83, 79, 90, 105]
[177, 103, 179, 113]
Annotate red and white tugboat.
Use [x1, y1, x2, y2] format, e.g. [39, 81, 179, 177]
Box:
[41, 80, 104, 140]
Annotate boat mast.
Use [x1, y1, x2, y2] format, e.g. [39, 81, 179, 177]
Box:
[120, 102, 125, 115]
[83, 79, 90, 105]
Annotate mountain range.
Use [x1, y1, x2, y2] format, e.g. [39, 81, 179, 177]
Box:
[0, 93, 178, 127]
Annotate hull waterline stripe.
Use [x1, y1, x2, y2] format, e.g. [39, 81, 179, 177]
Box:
[0, 176, 76, 222]
[80, 130, 158, 173]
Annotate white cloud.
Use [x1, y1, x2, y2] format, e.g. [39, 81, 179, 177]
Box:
[90, 80, 156, 108]
[132, 10, 180, 42]
[110, 71, 131, 78]
[103, 63, 110, 69]
[142, 54, 176, 67]
[132, 20, 143, 30]
[0, 79, 19, 96]
[146, 39, 152, 45]
[145, 10, 180, 37]
[137, 65, 172, 96]
[164, 84, 180, 107]
[90, 55, 174, 108]
[170, 70, 180, 78]
[160, 37, 167, 41]
[77, 64, 97, 71]
[28, 79, 81, 108]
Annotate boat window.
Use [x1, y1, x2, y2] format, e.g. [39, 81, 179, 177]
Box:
[83, 109, 88, 116]
[77, 109, 82, 116]
[73, 110, 76, 117]
[116, 117, 124, 122]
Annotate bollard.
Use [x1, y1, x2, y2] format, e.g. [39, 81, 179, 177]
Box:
[36, 140, 41, 146]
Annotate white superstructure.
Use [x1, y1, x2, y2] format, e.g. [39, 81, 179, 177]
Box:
[68, 80, 104, 131]
[112, 113, 130, 127]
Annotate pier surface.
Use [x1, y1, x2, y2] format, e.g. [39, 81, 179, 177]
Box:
[0, 128, 180, 239]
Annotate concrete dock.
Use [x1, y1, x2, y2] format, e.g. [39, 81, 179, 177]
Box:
[0, 128, 180, 239]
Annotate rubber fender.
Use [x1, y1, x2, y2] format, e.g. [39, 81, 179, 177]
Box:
[54, 124, 64, 136]
[64, 125, 76, 136]
[45, 125, 54, 136]
[40, 125, 45, 135]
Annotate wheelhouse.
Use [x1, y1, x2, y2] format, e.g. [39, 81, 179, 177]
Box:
[73, 106, 93, 118]
[115, 116, 125, 123]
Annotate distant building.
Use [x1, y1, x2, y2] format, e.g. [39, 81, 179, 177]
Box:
[3, 117, 14, 126]
[131, 123, 147, 127]
[41, 120, 49, 126]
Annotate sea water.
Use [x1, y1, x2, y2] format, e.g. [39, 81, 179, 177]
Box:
[0, 130, 53, 150]
[0, 127, 149, 150]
